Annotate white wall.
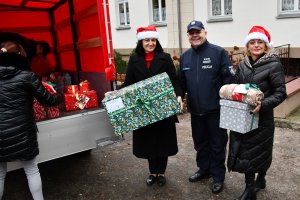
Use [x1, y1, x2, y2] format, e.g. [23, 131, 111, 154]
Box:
[193, 0, 300, 48]
[109, 0, 168, 50]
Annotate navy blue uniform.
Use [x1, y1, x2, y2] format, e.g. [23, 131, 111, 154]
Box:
[180, 40, 234, 182]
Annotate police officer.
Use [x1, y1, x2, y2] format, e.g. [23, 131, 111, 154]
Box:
[179, 20, 235, 194]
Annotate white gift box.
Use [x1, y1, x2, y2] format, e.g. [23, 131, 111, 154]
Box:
[219, 99, 259, 133]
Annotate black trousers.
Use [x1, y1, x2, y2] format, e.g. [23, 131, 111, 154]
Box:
[148, 157, 168, 174]
[191, 113, 228, 182]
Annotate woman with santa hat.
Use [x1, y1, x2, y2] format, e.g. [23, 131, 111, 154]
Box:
[122, 25, 183, 187]
[227, 26, 287, 200]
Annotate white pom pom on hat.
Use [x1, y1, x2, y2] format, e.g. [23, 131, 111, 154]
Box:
[244, 26, 273, 47]
[136, 25, 160, 40]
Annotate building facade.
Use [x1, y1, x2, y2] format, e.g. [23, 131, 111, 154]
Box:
[109, 0, 300, 61]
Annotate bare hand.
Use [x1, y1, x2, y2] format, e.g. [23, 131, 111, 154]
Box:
[177, 96, 183, 112]
[251, 101, 261, 114]
[104, 91, 115, 96]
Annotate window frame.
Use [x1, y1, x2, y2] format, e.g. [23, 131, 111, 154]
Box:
[207, 0, 233, 23]
[150, 0, 167, 26]
[116, 0, 131, 29]
[277, 0, 300, 19]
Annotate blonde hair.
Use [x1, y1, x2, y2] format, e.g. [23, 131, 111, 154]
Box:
[0, 41, 27, 57]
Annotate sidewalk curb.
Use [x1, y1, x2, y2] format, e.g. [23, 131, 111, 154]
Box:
[274, 118, 300, 131]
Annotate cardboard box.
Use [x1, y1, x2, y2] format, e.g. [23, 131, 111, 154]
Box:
[220, 99, 259, 133]
[102, 72, 181, 135]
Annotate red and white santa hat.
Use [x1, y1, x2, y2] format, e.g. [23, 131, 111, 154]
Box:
[244, 26, 273, 47]
[136, 25, 159, 40]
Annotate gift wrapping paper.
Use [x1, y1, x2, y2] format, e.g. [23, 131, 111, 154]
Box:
[102, 72, 181, 135]
[64, 85, 78, 94]
[219, 84, 264, 106]
[47, 106, 60, 119]
[79, 80, 91, 92]
[85, 90, 98, 108]
[219, 99, 259, 134]
[33, 99, 46, 121]
[64, 93, 79, 111]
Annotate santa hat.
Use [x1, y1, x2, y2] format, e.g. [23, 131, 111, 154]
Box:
[136, 25, 159, 40]
[244, 26, 273, 47]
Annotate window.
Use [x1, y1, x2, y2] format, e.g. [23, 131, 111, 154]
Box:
[281, 0, 299, 11]
[151, 0, 166, 23]
[277, 0, 300, 18]
[117, 0, 130, 26]
[207, 0, 232, 22]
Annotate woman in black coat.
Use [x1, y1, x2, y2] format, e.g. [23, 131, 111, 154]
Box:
[227, 26, 287, 200]
[122, 25, 182, 186]
[0, 40, 62, 200]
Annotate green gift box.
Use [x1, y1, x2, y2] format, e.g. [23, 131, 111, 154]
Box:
[102, 72, 181, 135]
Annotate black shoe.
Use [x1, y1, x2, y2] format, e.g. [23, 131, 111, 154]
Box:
[146, 175, 157, 186]
[157, 175, 166, 187]
[254, 177, 266, 193]
[212, 182, 224, 194]
[188, 172, 211, 182]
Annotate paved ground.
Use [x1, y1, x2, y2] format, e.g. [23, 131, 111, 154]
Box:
[3, 113, 300, 200]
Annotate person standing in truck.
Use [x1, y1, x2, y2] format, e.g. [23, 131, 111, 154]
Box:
[30, 40, 54, 80]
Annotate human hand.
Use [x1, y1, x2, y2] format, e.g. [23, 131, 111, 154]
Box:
[177, 96, 183, 112]
[250, 101, 261, 114]
[104, 91, 115, 96]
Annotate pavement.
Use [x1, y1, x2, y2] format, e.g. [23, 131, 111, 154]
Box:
[2, 109, 300, 200]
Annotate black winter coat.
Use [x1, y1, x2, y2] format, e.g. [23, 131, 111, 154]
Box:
[227, 50, 287, 173]
[0, 53, 62, 162]
[123, 50, 181, 159]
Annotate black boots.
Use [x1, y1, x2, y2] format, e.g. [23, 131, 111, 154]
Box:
[255, 173, 266, 192]
[235, 173, 257, 200]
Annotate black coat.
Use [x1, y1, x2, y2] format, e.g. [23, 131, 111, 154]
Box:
[227, 50, 287, 173]
[0, 53, 62, 162]
[123, 50, 181, 159]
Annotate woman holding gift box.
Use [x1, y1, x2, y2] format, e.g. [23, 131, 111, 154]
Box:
[227, 26, 287, 200]
[121, 25, 183, 187]
[0, 40, 62, 200]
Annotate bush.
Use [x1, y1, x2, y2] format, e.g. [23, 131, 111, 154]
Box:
[114, 50, 127, 74]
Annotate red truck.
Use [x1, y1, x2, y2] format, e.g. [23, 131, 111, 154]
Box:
[0, 0, 116, 171]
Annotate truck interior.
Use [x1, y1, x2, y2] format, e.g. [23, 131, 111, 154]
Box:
[0, 0, 115, 106]
[0, 0, 116, 171]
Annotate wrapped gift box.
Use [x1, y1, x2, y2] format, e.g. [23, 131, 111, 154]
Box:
[64, 93, 79, 111]
[220, 99, 259, 134]
[34, 99, 60, 120]
[79, 80, 91, 92]
[64, 92, 90, 111]
[64, 85, 78, 94]
[102, 72, 181, 135]
[33, 99, 46, 121]
[47, 106, 60, 119]
[85, 90, 98, 108]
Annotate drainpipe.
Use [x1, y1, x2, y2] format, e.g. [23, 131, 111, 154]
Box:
[177, 0, 182, 55]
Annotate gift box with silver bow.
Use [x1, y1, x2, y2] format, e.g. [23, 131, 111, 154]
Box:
[102, 72, 181, 135]
[219, 99, 259, 134]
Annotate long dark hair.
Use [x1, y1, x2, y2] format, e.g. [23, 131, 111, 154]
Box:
[134, 39, 163, 56]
